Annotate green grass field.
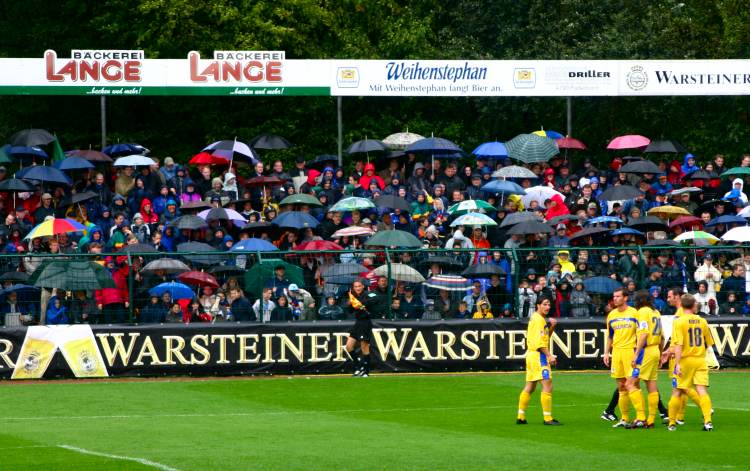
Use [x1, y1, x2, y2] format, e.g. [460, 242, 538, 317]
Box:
[0, 371, 746, 470]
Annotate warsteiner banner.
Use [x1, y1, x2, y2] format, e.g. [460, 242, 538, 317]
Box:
[0, 318, 748, 379]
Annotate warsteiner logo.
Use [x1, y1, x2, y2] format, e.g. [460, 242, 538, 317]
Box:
[22, 350, 41, 373]
[626, 65, 648, 91]
[79, 349, 97, 374]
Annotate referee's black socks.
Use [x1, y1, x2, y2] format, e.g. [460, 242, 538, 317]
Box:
[362, 354, 371, 374]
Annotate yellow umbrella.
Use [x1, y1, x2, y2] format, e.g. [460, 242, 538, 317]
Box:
[647, 205, 690, 220]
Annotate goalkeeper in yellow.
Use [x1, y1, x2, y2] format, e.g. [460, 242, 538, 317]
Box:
[516, 296, 562, 426]
[632, 290, 664, 428]
[667, 293, 715, 432]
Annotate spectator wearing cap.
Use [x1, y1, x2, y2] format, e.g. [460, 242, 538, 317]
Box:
[286, 283, 315, 320]
[266, 265, 291, 300]
[466, 172, 485, 200]
[160, 156, 179, 183]
[130, 213, 150, 243]
[646, 265, 666, 293]
[399, 285, 423, 320]
[694, 254, 722, 299]
[548, 224, 570, 248]
[33, 193, 55, 224]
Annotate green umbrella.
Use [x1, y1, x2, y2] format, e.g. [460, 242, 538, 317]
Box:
[279, 193, 322, 207]
[447, 199, 496, 215]
[0, 147, 12, 165]
[505, 133, 559, 164]
[720, 167, 750, 179]
[329, 196, 375, 212]
[244, 259, 304, 298]
[29, 260, 116, 290]
[364, 229, 422, 248]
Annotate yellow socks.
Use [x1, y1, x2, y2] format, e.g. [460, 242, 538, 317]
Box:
[687, 388, 701, 406]
[618, 391, 631, 422]
[668, 395, 681, 426]
[647, 392, 659, 425]
[628, 390, 646, 422]
[676, 394, 688, 421]
[517, 390, 531, 420]
[699, 394, 713, 424]
[541, 392, 553, 422]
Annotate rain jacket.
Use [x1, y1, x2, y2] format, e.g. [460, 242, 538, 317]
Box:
[223, 172, 238, 200]
[358, 163, 385, 191]
[556, 251, 576, 276]
[544, 194, 570, 220]
[681, 153, 700, 176]
[45, 296, 69, 325]
[569, 287, 591, 317]
[667, 160, 683, 185]
[723, 179, 748, 205]
[139, 198, 159, 224]
[95, 265, 129, 306]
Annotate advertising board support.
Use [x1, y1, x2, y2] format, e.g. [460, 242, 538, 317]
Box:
[337, 96, 343, 166]
[566, 96, 572, 137]
[100, 96, 107, 149]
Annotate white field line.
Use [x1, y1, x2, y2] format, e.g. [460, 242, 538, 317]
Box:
[58, 444, 180, 471]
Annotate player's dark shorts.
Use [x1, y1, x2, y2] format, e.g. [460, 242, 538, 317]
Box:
[349, 318, 373, 342]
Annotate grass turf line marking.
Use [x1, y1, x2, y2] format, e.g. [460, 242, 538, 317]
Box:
[58, 444, 180, 471]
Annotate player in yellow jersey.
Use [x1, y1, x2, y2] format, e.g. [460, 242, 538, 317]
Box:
[516, 296, 562, 426]
[632, 290, 664, 428]
[667, 294, 715, 431]
[603, 288, 646, 428]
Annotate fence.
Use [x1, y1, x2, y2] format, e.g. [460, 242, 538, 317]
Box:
[0, 244, 748, 325]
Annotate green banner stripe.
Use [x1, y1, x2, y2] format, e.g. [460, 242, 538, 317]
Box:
[0, 86, 331, 96]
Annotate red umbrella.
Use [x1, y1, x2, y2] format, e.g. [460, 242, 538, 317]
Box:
[189, 152, 231, 166]
[295, 240, 344, 251]
[607, 135, 650, 150]
[669, 216, 703, 231]
[556, 137, 587, 150]
[245, 175, 285, 187]
[177, 271, 219, 288]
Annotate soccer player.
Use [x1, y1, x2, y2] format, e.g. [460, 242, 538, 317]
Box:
[517, 296, 562, 426]
[667, 294, 715, 431]
[632, 290, 663, 428]
[345, 279, 375, 377]
[603, 288, 646, 428]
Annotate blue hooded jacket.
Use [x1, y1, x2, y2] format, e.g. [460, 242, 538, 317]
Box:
[681, 154, 700, 176]
[46, 296, 69, 325]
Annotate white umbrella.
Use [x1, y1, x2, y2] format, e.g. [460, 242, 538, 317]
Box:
[332, 226, 374, 238]
[450, 213, 497, 227]
[520, 186, 563, 208]
[720, 226, 750, 243]
[382, 131, 424, 150]
[197, 208, 247, 223]
[113, 155, 156, 167]
[738, 206, 750, 218]
[492, 165, 537, 179]
[373, 263, 425, 283]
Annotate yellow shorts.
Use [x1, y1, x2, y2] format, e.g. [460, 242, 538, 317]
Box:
[525, 350, 552, 382]
[634, 346, 660, 382]
[611, 348, 635, 379]
[673, 356, 709, 390]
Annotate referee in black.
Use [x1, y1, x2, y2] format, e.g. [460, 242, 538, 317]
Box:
[345, 279, 376, 377]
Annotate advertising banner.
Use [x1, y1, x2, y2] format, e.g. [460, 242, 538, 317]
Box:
[0, 318, 748, 379]
[618, 60, 750, 96]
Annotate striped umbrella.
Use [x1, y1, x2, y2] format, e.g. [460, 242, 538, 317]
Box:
[450, 213, 497, 227]
[492, 165, 538, 179]
[24, 218, 87, 240]
[505, 133, 559, 164]
[425, 275, 472, 291]
[332, 226, 374, 238]
[674, 231, 719, 246]
[448, 200, 497, 215]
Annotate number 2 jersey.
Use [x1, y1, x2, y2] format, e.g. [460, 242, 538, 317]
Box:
[672, 313, 714, 358]
[636, 306, 662, 348]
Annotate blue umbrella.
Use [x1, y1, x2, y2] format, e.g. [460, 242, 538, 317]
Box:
[272, 211, 320, 229]
[583, 276, 622, 295]
[706, 215, 747, 227]
[19, 165, 72, 185]
[406, 137, 464, 155]
[585, 216, 623, 226]
[481, 180, 526, 195]
[149, 281, 194, 300]
[10, 146, 48, 159]
[103, 143, 149, 157]
[473, 141, 508, 158]
[55, 156, 95, 171]
[0, 284, 40, 302]
[231, 238, 279, 252]
[610, 228, 644, 237]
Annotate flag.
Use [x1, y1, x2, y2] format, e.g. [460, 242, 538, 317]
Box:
[348, 290, 364, 310]
[52, 137, 65, 163]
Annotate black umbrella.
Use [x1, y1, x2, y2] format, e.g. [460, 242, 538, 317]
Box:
[696, 199, 735, 217]
[180, 201, 212, 213]
[176, 242, 223, 266]
[59, 191, 98, 207]
[644, 140, 686, 154]
[619, 160, 661, 175]
[627, 216, 668, 232]
[141, 258, 191, 274]
[546, 214, 580, 227]
[506, 220, 554, 235]
[0, 178, 36, 192]
[203, 207, 231, 221]
[347, 139, 389, 154]
[208, 265, 246, 276]
[419, 255, 464, 269]
[686, 170, 717, 180]
[306, 154, 339, 171]
[569, 226, 611, 243]
[598, 185, 643, 201]
[374, 194, 411, 212]
[9, 129, 55, 147]
[499, 212, 543, 227]
[320, 263, 367, 285]
[118, 243, 158, 253]
[462, 263, 506, 278]
[249, 134, 291, 150]
[0, 271, 29, 283]
[172, 215, 209, 231]
[644, 239, 680, 247]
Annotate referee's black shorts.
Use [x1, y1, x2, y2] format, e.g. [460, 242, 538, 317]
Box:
[349, 318, 373, 342]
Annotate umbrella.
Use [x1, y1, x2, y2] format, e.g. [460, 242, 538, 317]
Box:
[305, 154, 339, 171]
[373, 263, 425, 283]
[280, 194, 323, 207]
[0, 146, 10, 164]
[141, 258, 191, 274]
[249, 134, 291, 150]
[585, 216, 623, 226]
[59, 191, 98, 207]
[0, 178, 36, 192]
[424, 275, 472, 291]
[24, 218, 86, 240]
[0, 284, 40, 303]
[627, 216, 668, 232]
[521, 186, 564, 207]
[598, 185, 643, 201]
[532, 129, 564, 139]
[721, 226, 750, 243]
[329, 197, 376, 212]
[29, 260, 115, 290]
[647, 206, 690, 220]
[0, 271, 29, 283]
[406, 137, 464, 155]
[506, 220, 554, 235]
[556, 137, 587, 150]
[607, 135, 650, 150]
[203, 140, 259, 165]
[492, 165, 538, 179]
[20, 166, 72, 186]
[720, 167, 750, 179]
[374, 195, 411, 212]
[668, 187, 702, 196]
[295, 240, 343, 251]
[674, 231, 719, 246]
[644, 140, 686, 153]
[332, 226, 374, 238]
[56, 156, 95, 171]
[245, 175, 284, 187]
[382, 131, 425, 150]
[178, 271, 219, 289]
[706, 215, 747, 227]
[619, 160, 662, 175]
[480, 180, 526, 196]
[505, 133, 559, 164]
[500, 212, 543, 227]
[113, 155, 155, 167]
[610, 228, 645, 237]
[450, 213, 497, 227]
[472, 141, 508, 158]
[9, 129, 55, 147]
[66, 149, 113, 163]
[644, 239, 680, 247]
[669, 216, 703, 230]
[244, 259, 304, 297]
[208, 265, 246, 276]
[347, 139, 389, 154]
[321, 263, 366, 281]
[198, 208, 247, 224]
[583, 276, 622, 294]
[273, 211, 320, 229]
[180, 201, 212, 212]
[365, 229, 422, 248]
[686, 170, 717, 180]
[189, 152, 231, 166]
[10, 146, 48, 160]
[149, 281, 195, 300]
[462, 263, 506, 278]
[696, 199, 735, 216]
[569, 226, 611, 243]
[176, 242, 223, 265]
[547, 215, 579, 227]
[419, 255, 465, 269]
[231, 238, 279, 252]
[172, 215, 209, 231]
[118, 243, 158, 253]
[448, 200, 497, 215]
[103, 143, 149, 157]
